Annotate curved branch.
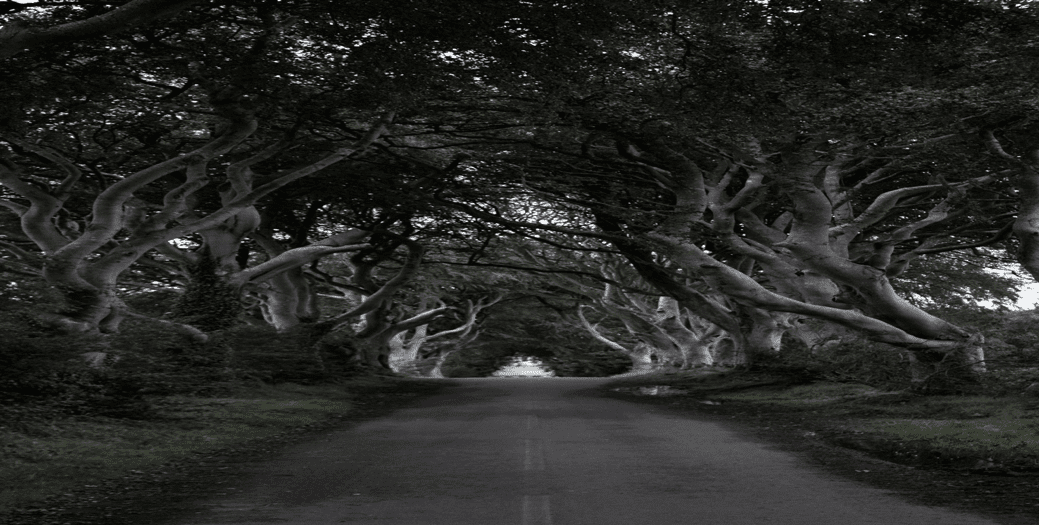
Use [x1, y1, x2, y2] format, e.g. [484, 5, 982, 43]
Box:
[0, 155, 70, 253]
[48, 103, 258, 282]
[0, 0, 202, 58]
[386, 305, 454, 335]
[425, 295, 503, 343]
[648, 232, 966, 350]
[231, 230, 370, 287]
[0, 197, 27, 215]
[576, 305, 634, 354]
[325, 238, 425, 331]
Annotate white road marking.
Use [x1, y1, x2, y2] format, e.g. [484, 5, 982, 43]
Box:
[521, 495, 553, 525]
[524, 439, 545, 471]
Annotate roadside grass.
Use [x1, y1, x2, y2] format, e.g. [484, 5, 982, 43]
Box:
[606, 369, 1039, 473]
[0, 377, 443, 515]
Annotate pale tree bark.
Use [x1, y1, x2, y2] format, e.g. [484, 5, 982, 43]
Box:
[596, 139, 788, 364]
[357, 305, 452, 369]
[233, 229, 370, 331]
[643, 233, 966, 345]
[0, 96, 394, 334]
[0, 94, 257, 333]
[533, 248, 723, 368]
[189, 140, 289, 274]
[449, 185, 758, 365]
[323, 239, 420, 329]
[602, 134, 988, 387]
[274, 237, 440, 369]
[388, 295, 502, 375]
[387, 328, 425, 375]
[428, 329, 481, 378]
[576, 306, 658, 372]
[654, 296, 713, 367]
[421, 324, 482, 376]
[773, 156, 988, 385]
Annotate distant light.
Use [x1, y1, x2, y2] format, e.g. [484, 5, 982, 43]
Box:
[492, 356, 555, 377]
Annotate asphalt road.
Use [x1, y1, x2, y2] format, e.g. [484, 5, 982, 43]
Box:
[171, 378, 1001, 525]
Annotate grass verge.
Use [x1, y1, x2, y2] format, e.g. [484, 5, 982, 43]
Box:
[606, 369, 1039, 474]
[0, 376, 448, 523]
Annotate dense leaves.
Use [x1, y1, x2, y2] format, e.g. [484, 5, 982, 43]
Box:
[3, 0, 1039, 394]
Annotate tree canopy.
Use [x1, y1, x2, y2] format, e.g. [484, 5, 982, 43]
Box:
[2, 0, 1039, 388]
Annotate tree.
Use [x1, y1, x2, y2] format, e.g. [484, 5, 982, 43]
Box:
[5, 0, 1039, 387]
[421, 0, 1039, 388]
[0, 0, 658, 339]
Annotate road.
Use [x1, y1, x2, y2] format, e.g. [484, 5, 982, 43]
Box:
[170, 377, 1000, 525]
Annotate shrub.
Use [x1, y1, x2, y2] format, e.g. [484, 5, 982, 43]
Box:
[0, 322, 156, 419]
[546, 345, 632, 377]
[774, 334, 913, 388]
[208, 325, 367, 384]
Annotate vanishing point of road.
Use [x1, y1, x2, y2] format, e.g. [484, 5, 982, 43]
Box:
[167, 377, 1001, 525]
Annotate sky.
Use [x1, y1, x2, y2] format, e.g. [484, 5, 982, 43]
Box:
[1014, 282, 1039, 310]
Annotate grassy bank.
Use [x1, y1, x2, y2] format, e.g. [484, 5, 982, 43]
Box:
[606, 370, 1039, 474]
[0, 376, 447, 523]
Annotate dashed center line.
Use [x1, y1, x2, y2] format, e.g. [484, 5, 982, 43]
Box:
[521, 495, 553, 525]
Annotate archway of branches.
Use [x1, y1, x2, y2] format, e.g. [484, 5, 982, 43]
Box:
[2, 1, 1039, 390]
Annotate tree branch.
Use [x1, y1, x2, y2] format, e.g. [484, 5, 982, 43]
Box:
[0, 0, 202, 58]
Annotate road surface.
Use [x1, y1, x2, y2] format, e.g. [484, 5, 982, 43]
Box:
[169, 378, 1001, 525]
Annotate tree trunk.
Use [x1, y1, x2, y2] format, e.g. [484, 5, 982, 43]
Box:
[1, 110, 391, 337]
[629, 342, 658, 372]
[706, 334, 744, 366]
[655, 297, 713, 367]
[40, 259, 122, 334]
[0, 0, 203, 58]
[254, 269, 319, 331]
[388, 325, 428, 375]
[577, 306, 661, 372]
[429, 350, 456, 378]
[788, 317, 853, 353]
[741, 308, 787, 366]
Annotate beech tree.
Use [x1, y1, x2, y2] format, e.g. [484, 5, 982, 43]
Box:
[0, 0, 654, 342]
[4, 0, 1039, 385]
[517, 246, 724, 369]
[418, 0, 1039, 388]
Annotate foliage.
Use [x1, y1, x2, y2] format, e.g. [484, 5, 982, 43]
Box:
[0, 320, 153, 419]
[544, 344, 632, 377]
[892, 252, 1024, 309]
[444, 339, 633, 378]
[5, 0, 1039, 395]
[762, 303, 1039, 395]
[928, 307, 1039, 395]
[773, 335, 914, 388]
[0, 290, 370, 424]
[440, 347, 514, 378]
